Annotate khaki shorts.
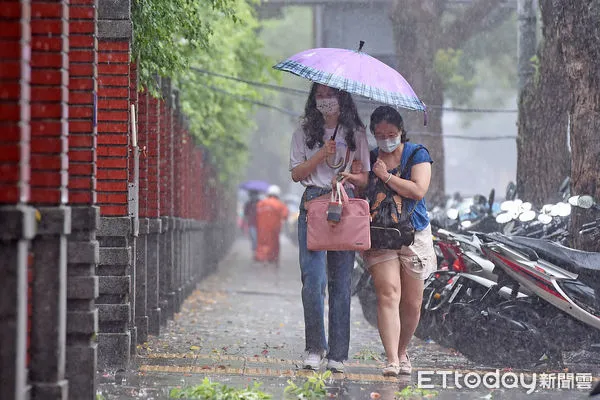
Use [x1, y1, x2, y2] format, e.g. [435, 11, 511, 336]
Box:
[364, 224, 437, 280]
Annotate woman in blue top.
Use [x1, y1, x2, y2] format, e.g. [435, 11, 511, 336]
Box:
[341, 106, 436, 377]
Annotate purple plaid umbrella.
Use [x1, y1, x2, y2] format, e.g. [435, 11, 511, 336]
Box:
[273, 41, 426, 122]
[239, 180, 270, 193]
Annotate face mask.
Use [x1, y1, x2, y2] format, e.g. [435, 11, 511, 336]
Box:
[377, 136, 402, 153]
[316, 97, 340, 117]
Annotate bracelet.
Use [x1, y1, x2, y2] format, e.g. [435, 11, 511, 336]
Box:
[384, 173, 392, 184]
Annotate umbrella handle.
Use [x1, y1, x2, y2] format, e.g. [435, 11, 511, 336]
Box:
[326, 155, 344, 169]
[325, 122, 345, 168]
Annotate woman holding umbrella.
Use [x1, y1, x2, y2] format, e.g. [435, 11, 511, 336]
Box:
[289, 83, 370, 372]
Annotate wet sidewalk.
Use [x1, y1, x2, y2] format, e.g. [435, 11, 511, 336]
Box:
[98, 236, 595, 399]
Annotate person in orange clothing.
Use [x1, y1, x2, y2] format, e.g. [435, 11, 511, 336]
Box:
[255, 185, 289, 265]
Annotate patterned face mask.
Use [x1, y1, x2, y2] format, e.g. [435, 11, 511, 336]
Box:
[316, 97, 340, 117]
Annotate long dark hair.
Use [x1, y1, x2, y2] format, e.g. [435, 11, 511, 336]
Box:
[369, 105, 409, 143]
[301, 83, 364, 151]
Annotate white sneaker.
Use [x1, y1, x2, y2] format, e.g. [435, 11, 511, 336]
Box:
[326, 359, 345, 373]
[303, 352, 324, 370]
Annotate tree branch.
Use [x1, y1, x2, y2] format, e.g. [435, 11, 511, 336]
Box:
[441, 0, 514, 49]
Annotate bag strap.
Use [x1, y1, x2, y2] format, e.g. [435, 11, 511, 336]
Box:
[400, 145, 429, 217]
[399, 145, 428, 179]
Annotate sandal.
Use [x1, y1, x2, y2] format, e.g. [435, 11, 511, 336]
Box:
[382, 363, 400, 377]
[399, 354, 412, 375]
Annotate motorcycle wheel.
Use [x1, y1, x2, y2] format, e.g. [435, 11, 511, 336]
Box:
[357, 276, 378, 328]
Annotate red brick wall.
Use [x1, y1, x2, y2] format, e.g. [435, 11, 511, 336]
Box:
[0, 0, 31, 205]
[29, 0, 69, 205]
[128, 62, 137, 185]
[137, 90, 148, 218]
[159, 96, 170, 217]
[96, 39, 130, 216]
[68, 0, 97, 205]
[146, 93, 160, 218]
[173, 113, 182, 217]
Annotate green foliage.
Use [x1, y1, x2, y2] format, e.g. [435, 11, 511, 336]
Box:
[175, 0, 273, 183]
[96, 394, 106, 400]
[133, 0, 273, 183]
[395, 385, 438, 399]
[434, 48, 477, 105]
[132, 0, 238, 90]
[169, 378, 272, 399]
[352, 348, 382, 362]
[284, 370, 331, 399]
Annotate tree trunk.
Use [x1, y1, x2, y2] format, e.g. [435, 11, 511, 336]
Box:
[391, 0, 446, 206]
[555, 0, 600, 252]
[516, 0, 570, 207]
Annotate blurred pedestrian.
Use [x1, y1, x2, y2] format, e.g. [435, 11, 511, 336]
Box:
[255, 185, 289, 264]
[289, 83, 370, 373]
[243, 190, 260, 252]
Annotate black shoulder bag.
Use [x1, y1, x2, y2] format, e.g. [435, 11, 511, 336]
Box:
[369, 146, 427, 249]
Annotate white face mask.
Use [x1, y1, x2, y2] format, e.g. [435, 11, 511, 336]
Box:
[316, 97, 340, 117]
[377, 136, 402, 153]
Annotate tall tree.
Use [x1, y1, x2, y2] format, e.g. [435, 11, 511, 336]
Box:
[555, 1, 600, 252]
[516, 0, 571, 207]
[390, 0, 513, 205]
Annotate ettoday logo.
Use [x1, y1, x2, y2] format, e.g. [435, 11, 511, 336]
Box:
[417, 370, 593, 394]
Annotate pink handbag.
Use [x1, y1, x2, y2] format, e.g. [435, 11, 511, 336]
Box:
[306, 182, 371, 251]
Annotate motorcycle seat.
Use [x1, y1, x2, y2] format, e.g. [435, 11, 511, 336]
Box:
[509, 236, 600, 273]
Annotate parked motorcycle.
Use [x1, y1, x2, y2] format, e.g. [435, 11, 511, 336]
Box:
[475, 196, 600, 364]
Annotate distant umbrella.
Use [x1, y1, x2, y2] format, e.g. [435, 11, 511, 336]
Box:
[239, 180, 270, 193]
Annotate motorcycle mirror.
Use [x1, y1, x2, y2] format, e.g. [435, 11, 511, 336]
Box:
[505, 181, 517, 201]
[541, 204, 554, 213]
[496, 212, 514, 224]
[577, 195, 595, 209]
[568, 196, 579, 206]
[461, 220, 473, 229]
[557, 202, 572, 217]
[519, 210, 536, 222]
[500, 200, 514, 211]
[538, 214, 553, 224]
[488, 188, 495, 211]
[447, 208, 459, 220]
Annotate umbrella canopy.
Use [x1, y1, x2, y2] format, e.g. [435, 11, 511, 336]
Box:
[273, 42, 426, 114]
[239, 180, 270, 193]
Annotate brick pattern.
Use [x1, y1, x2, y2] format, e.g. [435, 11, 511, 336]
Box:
[0, 0, 32, 204]
[138, 90, 148, 218]
[69, 0, 97, 205]
[159, 95, 171, 217]
[173, 112, 182, 217]
[96, 39, 130, 216]
[146, 93, 160, 218]
[128, 62, 138, 184]
[29, 0, 69, 205]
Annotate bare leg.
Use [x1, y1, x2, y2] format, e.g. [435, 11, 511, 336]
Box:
[370, 258, 402, 365]
[397, 266, 424, 360]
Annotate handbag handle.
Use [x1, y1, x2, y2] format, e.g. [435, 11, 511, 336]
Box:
[330, 181, 342, 205]
[337, 182, 350, 204]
